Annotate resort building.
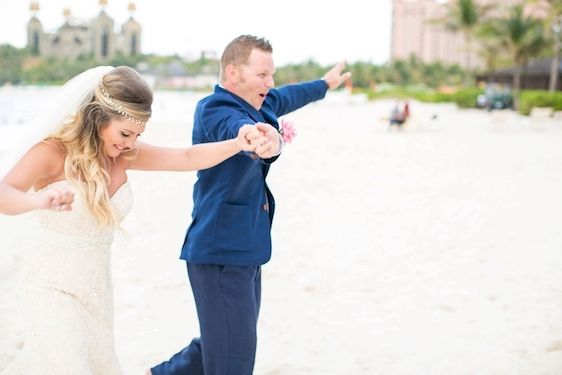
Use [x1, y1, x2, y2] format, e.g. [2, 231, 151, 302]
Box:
[26, 0, 142, 61]
[391, 0, 547, 68]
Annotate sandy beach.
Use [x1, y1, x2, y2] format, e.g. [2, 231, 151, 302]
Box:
[1, 91, 562, 374]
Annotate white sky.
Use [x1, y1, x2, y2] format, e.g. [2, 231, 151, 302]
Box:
[0, 0, 392, 66]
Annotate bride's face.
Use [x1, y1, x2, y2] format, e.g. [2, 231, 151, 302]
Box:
[99, 117, 144, 157]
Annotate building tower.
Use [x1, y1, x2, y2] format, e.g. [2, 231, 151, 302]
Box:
[121, 3, 141, 56]
[26, 2, 43, 56]
[26, 1, 142, 61]
[92, 0, 116, 60]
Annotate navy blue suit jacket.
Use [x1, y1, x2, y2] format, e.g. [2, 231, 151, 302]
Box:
[180, 80, 328, 266]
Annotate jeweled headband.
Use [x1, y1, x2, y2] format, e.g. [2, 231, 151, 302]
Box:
[98, 83, 149, 128]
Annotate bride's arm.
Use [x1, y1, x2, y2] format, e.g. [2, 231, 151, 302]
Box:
[127, 124, 265, 171]
[0, 182, 73, 215]
[0, 142, 74, 215]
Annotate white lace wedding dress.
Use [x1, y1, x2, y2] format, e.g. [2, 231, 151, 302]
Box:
[2, 180, 132, 375]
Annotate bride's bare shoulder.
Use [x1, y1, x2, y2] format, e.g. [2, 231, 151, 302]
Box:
[25, 139, 65, 162]
[39, 139, 66, 154]
[25, 139, 66, 176]
[2, 139, 66, 192]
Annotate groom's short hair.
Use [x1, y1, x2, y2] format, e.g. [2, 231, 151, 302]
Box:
[220, 35, 273, 81]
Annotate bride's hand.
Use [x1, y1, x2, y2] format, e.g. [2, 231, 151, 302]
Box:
[237, 124, 265, 152]
[36, 188, 75, 211]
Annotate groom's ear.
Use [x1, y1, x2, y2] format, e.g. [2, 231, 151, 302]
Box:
[225, 64, 240, 85]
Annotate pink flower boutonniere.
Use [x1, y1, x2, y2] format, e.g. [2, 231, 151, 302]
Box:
[279, 118, 297, 144]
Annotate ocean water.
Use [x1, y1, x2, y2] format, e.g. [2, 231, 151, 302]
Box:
[0, 86, 57, 151]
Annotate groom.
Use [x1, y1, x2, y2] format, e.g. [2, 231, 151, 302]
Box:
[150, 35, 351, 375]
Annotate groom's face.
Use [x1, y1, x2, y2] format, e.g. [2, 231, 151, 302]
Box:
[235, 49, 275, 110]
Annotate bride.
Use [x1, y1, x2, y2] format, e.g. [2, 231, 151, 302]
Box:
[0, 66, 272, 374]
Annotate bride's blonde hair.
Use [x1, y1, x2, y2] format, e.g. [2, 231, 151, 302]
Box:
[50, 66, 152, 227]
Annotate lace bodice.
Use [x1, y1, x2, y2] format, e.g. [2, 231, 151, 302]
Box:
[25, 179, 132, 294]
[35, 179, 133, 244]
[1, 180, 133, 374]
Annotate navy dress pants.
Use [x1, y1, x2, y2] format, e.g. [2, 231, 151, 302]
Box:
[152, 263, 261, 375]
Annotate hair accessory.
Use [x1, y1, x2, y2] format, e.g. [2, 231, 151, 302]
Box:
[98, 83, 147, 127]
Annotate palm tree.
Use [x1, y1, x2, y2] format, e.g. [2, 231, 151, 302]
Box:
[529, 0, 562, 91]
[438, 0, 492, 86]
[475, 27, 503, 78]
[487, 5, 546, 106]
[550, 15, 562, 91]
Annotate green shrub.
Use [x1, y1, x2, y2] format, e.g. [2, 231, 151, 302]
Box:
[518, 90, 562, 115]
[451, 88, 482, 108]
[363, 86, 482, 108]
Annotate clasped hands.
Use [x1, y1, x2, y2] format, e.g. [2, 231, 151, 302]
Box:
[237, 123, 282, 159]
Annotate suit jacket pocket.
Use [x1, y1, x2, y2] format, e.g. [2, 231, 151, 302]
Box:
[215, 203, 257, 252]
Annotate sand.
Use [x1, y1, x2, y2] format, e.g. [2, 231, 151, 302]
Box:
[1, 92, 562, 374]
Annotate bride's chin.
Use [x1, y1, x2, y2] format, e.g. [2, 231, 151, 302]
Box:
[113, 145, 126, 152]
[103, 147, 120, 158]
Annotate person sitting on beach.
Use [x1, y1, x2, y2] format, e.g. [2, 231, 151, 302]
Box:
[389, 100, 410, 129]
[0, 65, 266, 375]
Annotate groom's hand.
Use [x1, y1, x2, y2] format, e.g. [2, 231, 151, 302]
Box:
[238, 125, 265, 152]
[322, 61, 352, 89]
[253, 122, 282, 159]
